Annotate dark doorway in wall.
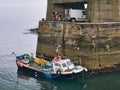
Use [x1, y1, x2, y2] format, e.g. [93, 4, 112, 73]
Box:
[53, 2, 87, 9]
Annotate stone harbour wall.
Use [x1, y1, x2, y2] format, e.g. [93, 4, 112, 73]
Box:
[37, 21, 120, 73]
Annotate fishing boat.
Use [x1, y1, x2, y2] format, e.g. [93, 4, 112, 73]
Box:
[16, 54, 87, 79]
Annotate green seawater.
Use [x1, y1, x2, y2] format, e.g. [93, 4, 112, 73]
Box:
[16, 70, 120, 90]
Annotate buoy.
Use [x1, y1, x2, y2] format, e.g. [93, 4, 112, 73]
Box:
[17, 61, 24, 67]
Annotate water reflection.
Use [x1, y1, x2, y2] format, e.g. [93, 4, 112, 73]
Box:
[17, 69, 87, 90]
[17, 64, 120, 90]
[83, 71, 120, 90]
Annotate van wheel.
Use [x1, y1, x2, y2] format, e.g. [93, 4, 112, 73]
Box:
[71, 18, 76, 22]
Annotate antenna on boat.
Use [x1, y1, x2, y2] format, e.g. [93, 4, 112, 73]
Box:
[55, 23, 66, 58]
[55, 35, 61, 56]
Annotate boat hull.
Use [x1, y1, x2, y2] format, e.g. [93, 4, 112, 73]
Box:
[16, 54, 86, 79]
[17, 65, 82, 79]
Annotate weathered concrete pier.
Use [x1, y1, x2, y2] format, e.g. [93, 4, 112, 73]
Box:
[36, 0, 120, 74]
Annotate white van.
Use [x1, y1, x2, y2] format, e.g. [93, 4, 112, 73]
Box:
[65, 9, 86, 22]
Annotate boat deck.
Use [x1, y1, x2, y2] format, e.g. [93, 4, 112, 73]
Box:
[23, 61, 53, 73]
[29, 62, 43, 71]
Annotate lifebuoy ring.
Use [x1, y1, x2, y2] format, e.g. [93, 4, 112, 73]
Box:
[54, 56, 61, 62]
[56, 70, 61, 75]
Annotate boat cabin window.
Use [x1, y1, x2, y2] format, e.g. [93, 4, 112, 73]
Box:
[55, 63, 61, 67]
[67, 61, 72, 66]
[62, 63, 67, 67]
[55, 63, 58, 66]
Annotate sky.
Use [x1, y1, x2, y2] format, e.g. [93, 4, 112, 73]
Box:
[0, 0, 47, 19]
[0, 0, 47, 30]
[0, 0, 47, 55]
[0, 0, 47, 7]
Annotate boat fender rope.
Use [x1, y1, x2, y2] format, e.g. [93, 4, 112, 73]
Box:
[84, 67, 88, 72]
[56, 70, 61, 75]
[35, 72, 37, 77]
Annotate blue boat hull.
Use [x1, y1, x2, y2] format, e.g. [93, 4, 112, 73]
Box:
[17, 65, 82, 79]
